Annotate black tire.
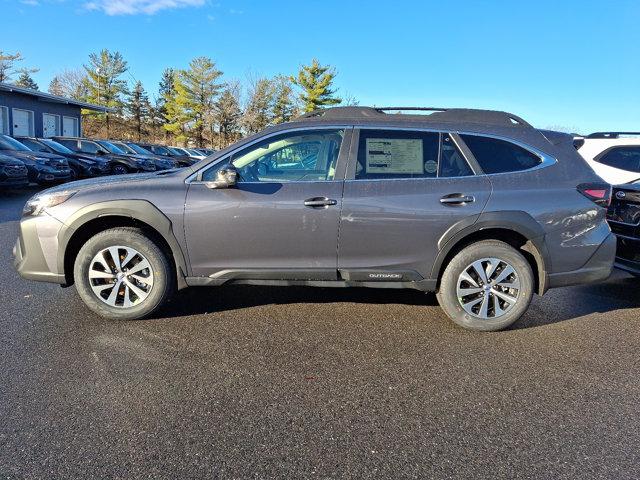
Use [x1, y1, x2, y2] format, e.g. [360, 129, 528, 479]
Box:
[73, 227, 175, 320]
[69, 167, 80, 180]
[436, 240, 534, 332]
[112, 164, 129, 175]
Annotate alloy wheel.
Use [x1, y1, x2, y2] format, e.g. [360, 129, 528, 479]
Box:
[456, 258, 520, 319]
[88, 246, 154, 308]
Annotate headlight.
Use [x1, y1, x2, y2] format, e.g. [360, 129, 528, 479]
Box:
[22, 190, 77, 216]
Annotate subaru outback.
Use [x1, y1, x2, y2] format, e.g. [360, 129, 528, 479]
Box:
[14, 107, 616, 331]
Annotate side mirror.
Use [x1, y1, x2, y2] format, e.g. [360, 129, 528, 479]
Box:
[205, 165, 238, 189]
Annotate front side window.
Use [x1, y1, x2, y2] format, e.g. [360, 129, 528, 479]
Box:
[202, 129, 344, 182]
[461, 134, 542, 174]
[79, 141, 100, 154]
[597, 147, 640, 173]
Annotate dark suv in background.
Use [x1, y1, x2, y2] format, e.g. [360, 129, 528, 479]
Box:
[15, 137, 111, 179]
[53, 137, 156, 175]
[0, 153, 29, 188]
[0, 134, 71, 184]
[14, 107, 615, 331]
[109, 141, 178, 171]
[134, 142, 195, 167]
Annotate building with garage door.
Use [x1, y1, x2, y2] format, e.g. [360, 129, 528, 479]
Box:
[0, 82, 109, 138]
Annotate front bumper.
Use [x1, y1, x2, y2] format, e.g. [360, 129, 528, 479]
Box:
[547, 233, 616, 289]
[30, 167, 72, 183]
[614, 235, 640, 276]
[13, 214, 66, 284]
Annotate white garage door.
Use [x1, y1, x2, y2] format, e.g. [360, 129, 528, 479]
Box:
[43, 113, 61, 137]
[12, 109, 34, 136]
[63, 116, 79, 137]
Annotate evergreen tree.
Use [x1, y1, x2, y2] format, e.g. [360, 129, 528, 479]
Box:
[271, 76, 297, 124]
[156, 68, 176, 142]
[174, 57, 224, 147]
[243, 77, 274, 134]
[15, 69, 39, 90]
[126, 80, 151, 141]
[291, 59, 341, 112]
[83, 49, 129, 136]
[214, 82, 242, 148]
[0, 50, 24, 83]
[163, 70, 192, 146]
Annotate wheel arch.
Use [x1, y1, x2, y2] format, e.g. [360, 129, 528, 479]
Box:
[59, 200, 188, 289]
[432, 211, 551, 295]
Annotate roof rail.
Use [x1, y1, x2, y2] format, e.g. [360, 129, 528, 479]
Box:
[586, 132, 640, 139]
[295, 106, 532, 128]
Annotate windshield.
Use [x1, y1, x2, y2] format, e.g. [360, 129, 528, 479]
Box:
[112, 142, 136, 154]
[96, 140, 126, 154]
[126, 143, 152, 155]
[40, 139, 75, 154]
[0, 135, 31, 151]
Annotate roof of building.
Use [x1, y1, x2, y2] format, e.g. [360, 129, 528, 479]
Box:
[0, 82, 114, 112]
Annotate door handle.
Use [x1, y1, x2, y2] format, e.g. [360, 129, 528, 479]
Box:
[304, 197, 338, 208]
[440, 194, 475, 206]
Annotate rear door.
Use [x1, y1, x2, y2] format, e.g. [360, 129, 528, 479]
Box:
[338, 128, 492, 281]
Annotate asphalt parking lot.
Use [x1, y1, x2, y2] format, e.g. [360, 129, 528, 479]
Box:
[2, 187, 640, 479]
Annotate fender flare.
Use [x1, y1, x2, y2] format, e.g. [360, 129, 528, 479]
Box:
[57, 199, 188, 288]
[431, 210, 551, 293]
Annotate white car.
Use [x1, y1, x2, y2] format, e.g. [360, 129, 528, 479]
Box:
[575, 132, 640, 185]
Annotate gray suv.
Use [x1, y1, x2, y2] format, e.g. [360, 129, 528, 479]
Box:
[13, 107, 616, 331]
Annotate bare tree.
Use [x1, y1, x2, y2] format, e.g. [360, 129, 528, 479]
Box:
[0, 50, 24, 83]
[242, 76, 275, 134]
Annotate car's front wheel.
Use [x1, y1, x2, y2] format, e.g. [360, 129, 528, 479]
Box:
[73, 228, 175, 320]
[111, 164, 129, 175]
[436, 240, 534, 331]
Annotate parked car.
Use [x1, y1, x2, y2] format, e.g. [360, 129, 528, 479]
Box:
[15, 137, 111, 179]
[0, 134, 71, 184]
[172, 146, 206, 160]
[14, 106, 616, 331]
[133, 142, 195, 167]
[52, 137, 156, 175]
[607, 180, 640, 276]
[575, 132, 640, 185]
[109, 141, 179, 171]
[0, 154, 29, 188]
[195, 148, 216, 156]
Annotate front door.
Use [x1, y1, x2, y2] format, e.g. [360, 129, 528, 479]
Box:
[43, 114, 60, 137]
[12, 109, 33, 136]
[338, 129, 492, 281]
[184, 128, 351, 280]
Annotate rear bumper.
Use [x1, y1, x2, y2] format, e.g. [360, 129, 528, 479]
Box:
[547, 233, 616, 289]
[13, 214, 66, 284]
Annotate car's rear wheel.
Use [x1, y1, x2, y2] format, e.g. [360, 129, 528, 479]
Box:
[436, 240, 534, 331]
[112, 164, 129, 175]
[73, 228, 175, 320]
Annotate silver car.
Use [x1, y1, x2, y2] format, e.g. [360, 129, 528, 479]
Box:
[13, 107, 616, 331]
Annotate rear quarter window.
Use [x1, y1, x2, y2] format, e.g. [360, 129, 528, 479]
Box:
[461, 135, 542, 174]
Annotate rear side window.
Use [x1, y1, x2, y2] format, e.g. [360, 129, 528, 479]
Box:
[461, 134, 542, 174]
[597, 147, 640, 173]
[356, 130, 439, 180]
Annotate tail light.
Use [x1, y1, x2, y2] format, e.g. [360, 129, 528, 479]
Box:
[577, 182, 612, 207]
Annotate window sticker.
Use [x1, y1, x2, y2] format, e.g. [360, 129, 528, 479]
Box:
[365, 138, 424, 174]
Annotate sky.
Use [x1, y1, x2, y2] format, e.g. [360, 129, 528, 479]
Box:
[2, 0, 639, 133]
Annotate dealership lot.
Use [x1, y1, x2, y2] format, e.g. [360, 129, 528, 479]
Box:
[2, 188, 640, 478]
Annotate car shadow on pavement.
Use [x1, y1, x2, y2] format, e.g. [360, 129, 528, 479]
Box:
[156, 272, 640, 330]
[0, 187, 41, 224]
[511, 273, 640, 330]
[160, 284, 440, 318]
